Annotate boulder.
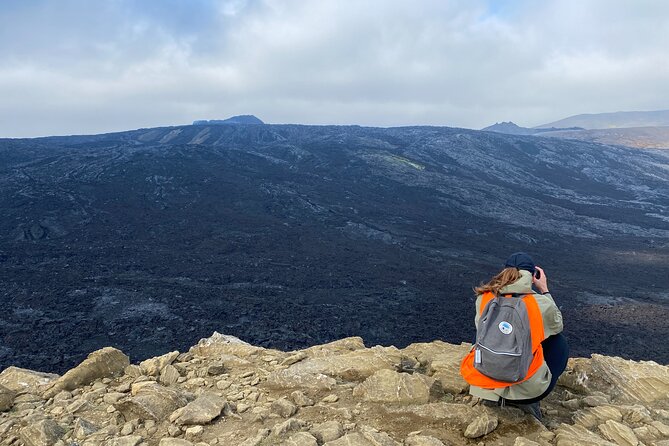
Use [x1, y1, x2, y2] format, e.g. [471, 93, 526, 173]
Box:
[598, 420, 639, 446]
[266, 368, 337, 391]
[159, 364, 181, 386]
[554, 423, 616, 446]
[310, 420, 344, 443]
[140, 351, 179, 376]
[573, 406, 623, 429]
[303, 337, 366, 357]
[425, 345, 472, 394]
[282, 432, 318, 446]
[20, 418, 65, 446]
[189, 331, 263, 358]
[169, 393, 227, 425]
[463, 413, 498, 439]
[43, 347, 129, 398]
[272, 418, 308, 437]
[115, 382, 188, 421]
[0, 366, 58, 394]
[287, 346, 401, 382]
[271, 397, 298, 418]
[0, 384, 16, 411]
[291, 390, 314, 407]
[559, 354, 669, 405]
[352, 369, 437, 404]
[73, 417, 99, 440]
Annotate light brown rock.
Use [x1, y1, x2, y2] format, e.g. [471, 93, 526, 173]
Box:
[266, 368, 337, 391]
[20, 418, 65, 446]
[0, 366, 58, 394]
[310, 421, 344, 443]
[43, 347, 129, 398]
[288, 346, 401, 382]
[303, 337, 366, 357]
[272, 418, 308, 437]
[159, 439, 195, 446]
[170, 393, 227, 425]
[189, 331, 263, 358]
[573, 406, 624, 429]
[159, 364, 181, 385]
[383, 402, 477, 427]
[554, 423, 616, 446]
[105, 435, 143, 446]
[513, 438, 540, 446]
[598, 420, 639, 446]
[291, 390, 314, 407]
[620, 404, 653, 426]
[282, 352, 308, 366]
[463, 413, 498, 439]
[559, 354, 669, 405]
[114, 382, 188, 421]
[582, 395, 609, 407]
[271, 397, 298, 418]
[0, 384, 15, 411]
[282, 432, 318, 446]
[140, 351, 179, 376]
[323, 432, 373, 446]
[353, 369, 436, 404]
[360, 425, 401, 445]
[404, 435, 446, 446]
[651, 420, 669, 436]
[73, 418, 98, 440]
[239, 428, 271, 446]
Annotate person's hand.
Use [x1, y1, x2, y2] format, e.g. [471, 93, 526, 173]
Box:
[533, 266, 549, 293]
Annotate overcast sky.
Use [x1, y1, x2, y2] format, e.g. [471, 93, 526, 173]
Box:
[1, 0, 668, 137]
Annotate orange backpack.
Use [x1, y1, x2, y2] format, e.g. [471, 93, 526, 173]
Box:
[460, 291, 546, 389]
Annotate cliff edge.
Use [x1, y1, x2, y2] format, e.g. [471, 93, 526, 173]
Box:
[1, 333, 668, 446]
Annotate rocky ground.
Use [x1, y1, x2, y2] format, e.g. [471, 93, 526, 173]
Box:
[1, 333, 668, 446]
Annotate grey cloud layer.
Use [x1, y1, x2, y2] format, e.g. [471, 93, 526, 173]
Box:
[1, 0, 668, 137]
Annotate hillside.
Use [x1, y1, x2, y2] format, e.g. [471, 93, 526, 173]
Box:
[1, 124, 669, 374]
[538, 126, 669, 150]
[535, 110, 669, 130]
[1, 333, 668, 445]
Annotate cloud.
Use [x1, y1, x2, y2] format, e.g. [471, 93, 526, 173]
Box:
[0, 0, 668, 136]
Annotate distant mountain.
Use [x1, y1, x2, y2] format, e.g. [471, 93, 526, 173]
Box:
[481, 122, 535, 135]
[482, 121, 583, 135]
[1, 124, 669, 372]
[535, 109, 669, 130]
[538, 126, 669, 149]
[193, 115, 264, 125]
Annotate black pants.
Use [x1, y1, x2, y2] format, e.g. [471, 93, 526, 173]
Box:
[513, 333, 569, 404]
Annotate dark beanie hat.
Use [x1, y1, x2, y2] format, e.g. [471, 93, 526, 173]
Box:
[504, 252, 536, 274]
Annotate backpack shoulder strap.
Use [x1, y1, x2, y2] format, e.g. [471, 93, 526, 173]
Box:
[521, 293, 546, 352]
[479, 291, 496, 315]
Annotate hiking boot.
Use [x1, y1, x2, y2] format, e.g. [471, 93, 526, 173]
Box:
[480, 398, 500, 407]
[515, 402, 542, 421]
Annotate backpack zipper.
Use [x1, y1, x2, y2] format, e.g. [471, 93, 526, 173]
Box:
[477, 343, 522, 357]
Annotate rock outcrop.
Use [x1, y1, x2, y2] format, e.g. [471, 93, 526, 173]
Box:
[0, 333, 668, 445]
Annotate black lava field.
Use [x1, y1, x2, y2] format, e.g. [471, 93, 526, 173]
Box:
[1, 124, 668, 373]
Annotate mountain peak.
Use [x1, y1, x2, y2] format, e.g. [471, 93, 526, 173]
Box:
[193, 115, 264, 125]
[481, 121, 536, 135]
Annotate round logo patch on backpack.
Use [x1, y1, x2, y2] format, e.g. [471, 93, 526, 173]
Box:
[498, 321, 513, 335]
